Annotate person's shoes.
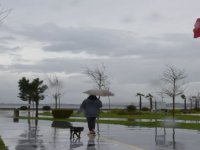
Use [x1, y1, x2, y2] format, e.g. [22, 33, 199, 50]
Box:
[90, 130, 96, 135]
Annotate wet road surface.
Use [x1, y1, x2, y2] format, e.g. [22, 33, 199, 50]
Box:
[0, 111, 200, 150]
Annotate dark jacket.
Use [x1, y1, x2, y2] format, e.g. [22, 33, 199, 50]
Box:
[80, 97, 102, 117]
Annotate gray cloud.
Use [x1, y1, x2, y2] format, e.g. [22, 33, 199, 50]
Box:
[7, 58, 84, 74]
[0, 36, 15, 42]
[1, 0, 200, 104]
[14, 24, 139, 56]
[0, 45, 20, 53]
[2, 23, 200, 91]
[13, 23, 200, 61]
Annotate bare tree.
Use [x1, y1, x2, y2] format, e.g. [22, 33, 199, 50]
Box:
[84, 63, 111, 134]
[162, 65, 186, 118]
[47, 74, 64, 109]
[156, 92, 165, 102]
[0, 4, 12, 24]
[84, 63, 110, 90]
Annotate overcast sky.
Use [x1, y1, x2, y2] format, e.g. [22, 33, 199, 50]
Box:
[0, 0, 200, 105]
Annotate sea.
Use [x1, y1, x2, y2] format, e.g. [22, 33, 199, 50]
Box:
[0, 102, 187, 110]
[0, 103, 127, 110]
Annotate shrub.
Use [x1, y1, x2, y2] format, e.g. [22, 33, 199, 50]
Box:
[126, 105, 137, 112]
[52, 109, 73, 119]
[20, 106, 28, 110]
[42, 106, 51, 111]
[141, 107, 149, 111]
[193, 108, 200, 112]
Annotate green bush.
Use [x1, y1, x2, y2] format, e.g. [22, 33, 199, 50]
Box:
[126, 105, 137, 112]
[42, 106, 51, 111]
[52, 109, 73, 119]
[20, 106, 28, 110]
[141, 107, 149, 111]
[192, 108, 200, 112]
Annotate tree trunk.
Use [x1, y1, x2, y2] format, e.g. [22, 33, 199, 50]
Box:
[58, 97, 60, 108]
[195, 100, 198, 109]
[172, 95, 175, 119]
[35, 101, 39, 118]
[184, 99, 186, 111]
[139, 96, 142, 111]
[55, 96, 58, 109]
[28, 99, 31, 117]
[150, 98, 153, 111]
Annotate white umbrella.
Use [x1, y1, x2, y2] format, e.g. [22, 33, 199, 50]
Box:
[83, 89, 114, 135]
[83, 89, 114, 97]
[83, 89, 114, 110]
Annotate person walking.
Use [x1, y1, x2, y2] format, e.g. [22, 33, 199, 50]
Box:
[80, 95, 102, 135]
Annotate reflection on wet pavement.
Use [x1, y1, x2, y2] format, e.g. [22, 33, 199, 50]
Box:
[0, 110, 200, 150]
[51, 121, 72, 128]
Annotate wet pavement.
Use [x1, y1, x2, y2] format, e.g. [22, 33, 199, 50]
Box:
[0, 110, 200, 150]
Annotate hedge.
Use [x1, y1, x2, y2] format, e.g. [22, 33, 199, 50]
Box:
[52, 109, 73, 119]
[19, 106, 28, 110]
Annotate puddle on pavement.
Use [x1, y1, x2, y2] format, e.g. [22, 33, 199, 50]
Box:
[0, 110, 200, 150]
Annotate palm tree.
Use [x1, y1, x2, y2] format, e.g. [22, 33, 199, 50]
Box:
[136, 93, 144, 111]
[146, 93, 153, 111]
[181, 94, 187, 112]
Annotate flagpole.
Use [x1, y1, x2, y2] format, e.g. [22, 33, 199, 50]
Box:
[97, 96, 101, 135]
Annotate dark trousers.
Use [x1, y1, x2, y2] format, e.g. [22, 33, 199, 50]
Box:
[86, 117, 96, 131]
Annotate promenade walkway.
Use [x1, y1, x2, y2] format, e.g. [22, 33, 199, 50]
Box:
[0, 111, 200, 150]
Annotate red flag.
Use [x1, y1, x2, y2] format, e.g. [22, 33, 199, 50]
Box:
[193, 18, 200, 38]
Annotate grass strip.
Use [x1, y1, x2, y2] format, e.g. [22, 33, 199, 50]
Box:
[0, 136, 7, 150]
[39, 111, 200, 121]
[18, 116, 200, 130]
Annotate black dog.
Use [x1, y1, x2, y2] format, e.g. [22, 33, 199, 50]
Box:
[70, 127, 84, 139]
